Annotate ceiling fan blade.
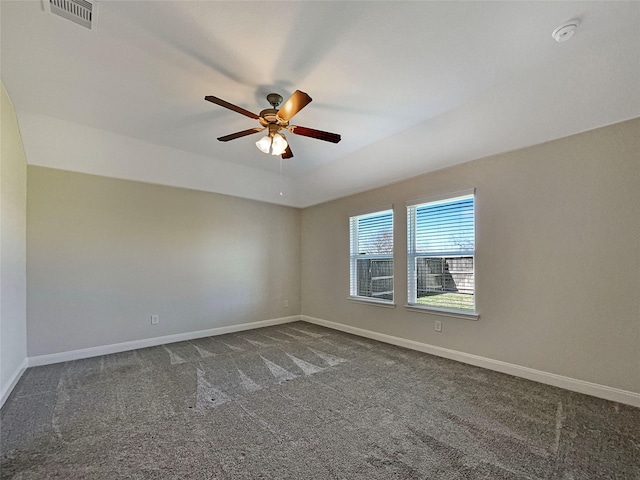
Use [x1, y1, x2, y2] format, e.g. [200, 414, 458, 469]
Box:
[277, 90, 312, 121]
[205, 96, 260, 120]
[217, 127, 265, 142]
[289, 125, 341, 143]
[281, 145, 294, 159]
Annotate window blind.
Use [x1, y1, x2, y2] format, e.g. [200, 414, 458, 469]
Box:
[407, 194, 475, 312]
[351, 211, 393, 255]
[350, 209, 394, 302]
[415, 196, 474, 256]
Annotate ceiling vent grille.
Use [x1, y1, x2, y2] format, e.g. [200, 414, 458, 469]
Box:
[48, 0, 94, 30]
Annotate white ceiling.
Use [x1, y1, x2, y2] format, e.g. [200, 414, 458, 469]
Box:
[2, 1, 639, 207]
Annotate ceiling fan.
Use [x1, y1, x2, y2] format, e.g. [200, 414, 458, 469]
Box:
[204, 90, 341, 159]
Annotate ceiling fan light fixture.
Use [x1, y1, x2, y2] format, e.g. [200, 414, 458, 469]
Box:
[256, 135, 272, 153]
[271, 132, 288, 156]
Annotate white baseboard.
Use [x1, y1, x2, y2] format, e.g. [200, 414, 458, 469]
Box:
[301, 315, 640, 408]
[1, 358, 28, 408]
[29, 316, 301, 367]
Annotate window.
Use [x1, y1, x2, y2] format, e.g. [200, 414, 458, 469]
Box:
[407, 191, 475, 313]
[349, 209, 394, 303]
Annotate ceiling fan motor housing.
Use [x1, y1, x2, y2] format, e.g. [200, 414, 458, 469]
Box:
[259, 109, 284, 126]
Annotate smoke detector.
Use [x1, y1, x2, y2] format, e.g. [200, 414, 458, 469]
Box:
[552, 20, 579, 42]
[45, 0, 96, 30]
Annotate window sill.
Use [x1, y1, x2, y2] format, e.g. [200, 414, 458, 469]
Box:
[348, 297, 396, 309]
[404, 304, 479, 320]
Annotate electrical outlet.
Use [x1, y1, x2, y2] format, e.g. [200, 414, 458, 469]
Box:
[284, 300, 289, 308]
[151, 314, 159, 325]
[434, 320, 442, 332]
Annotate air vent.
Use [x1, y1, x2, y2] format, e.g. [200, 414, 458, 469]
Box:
[48, 0, 95, 30]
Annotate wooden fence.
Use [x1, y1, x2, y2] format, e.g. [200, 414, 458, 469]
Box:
[416, 256, 474, 295]
[355, 256, 473, 300]
[356, 258, 393, 301]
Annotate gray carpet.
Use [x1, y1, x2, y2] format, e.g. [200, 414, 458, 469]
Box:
[1, 321, 638, 479]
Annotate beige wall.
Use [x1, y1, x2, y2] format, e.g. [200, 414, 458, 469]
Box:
[301, 118, 640, 394]
[27, 167, 301, 356]
[1, 82, 28, 399]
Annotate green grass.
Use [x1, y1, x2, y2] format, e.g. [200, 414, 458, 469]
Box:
[417, 292, 474, 310]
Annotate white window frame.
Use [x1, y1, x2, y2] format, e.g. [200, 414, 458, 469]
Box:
[349, 207, 395, 306]
[406, 190, 478, 320]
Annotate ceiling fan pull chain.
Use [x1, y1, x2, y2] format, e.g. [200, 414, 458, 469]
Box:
[279, 157, 283, 197]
